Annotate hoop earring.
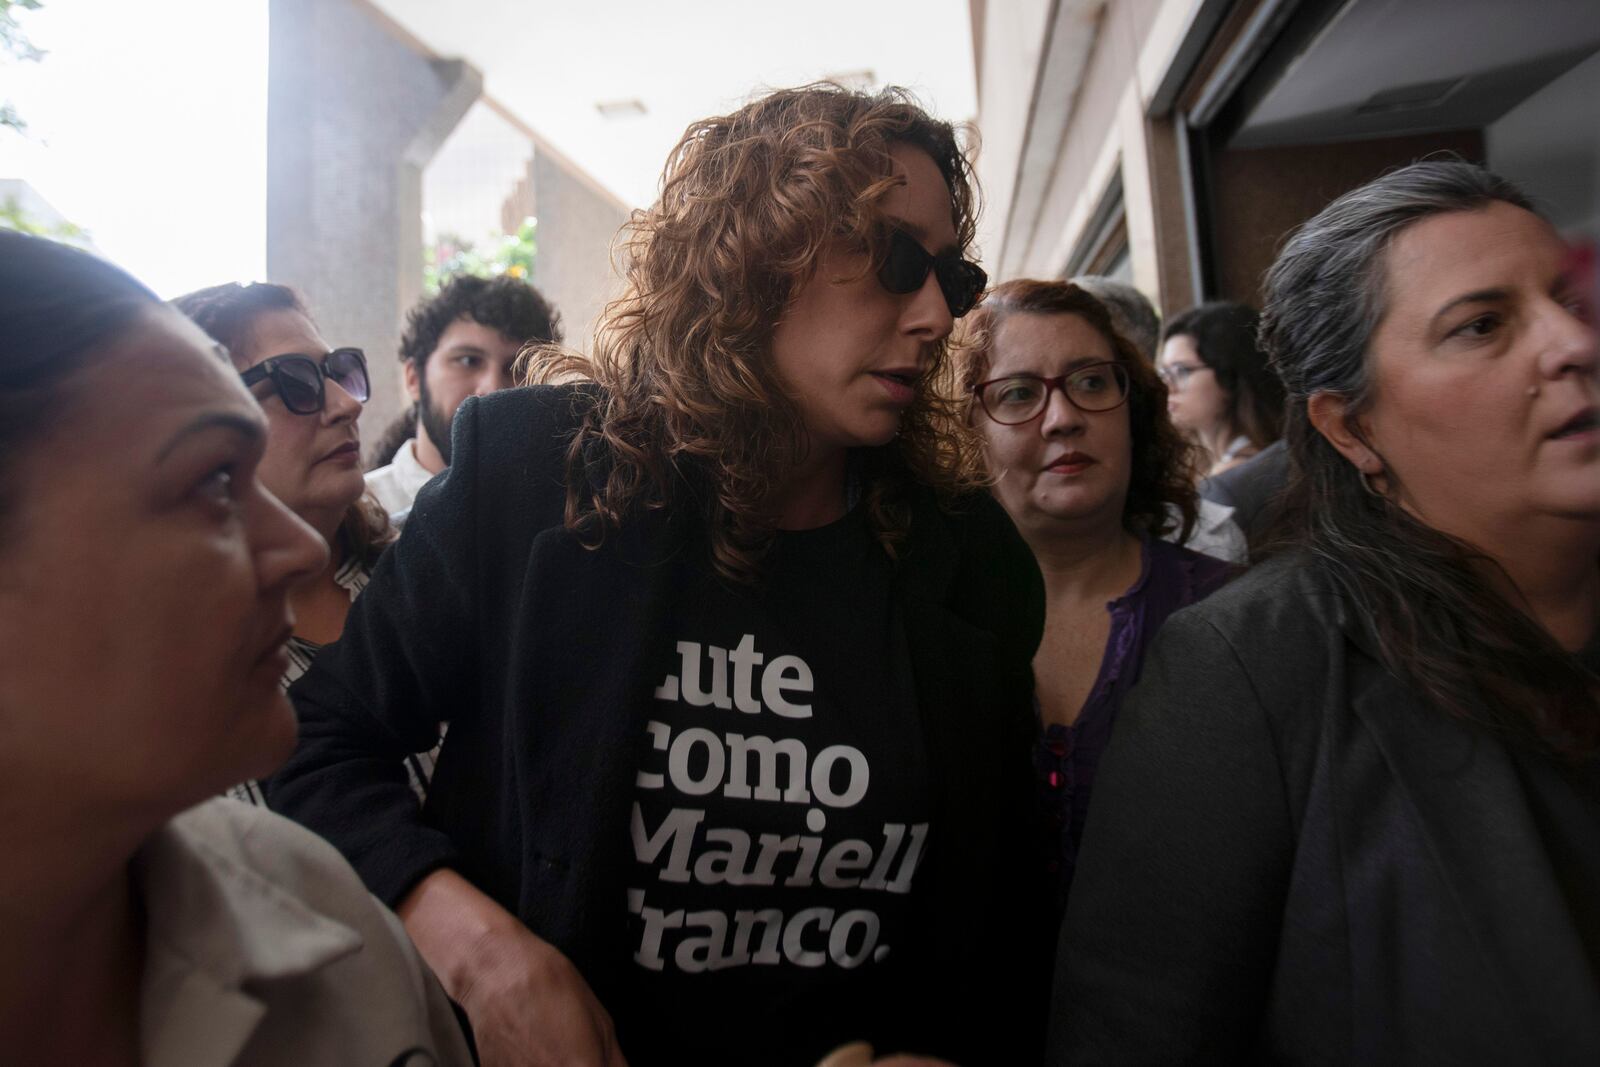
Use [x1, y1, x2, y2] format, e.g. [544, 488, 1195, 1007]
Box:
[1359, 469, 1386, 499]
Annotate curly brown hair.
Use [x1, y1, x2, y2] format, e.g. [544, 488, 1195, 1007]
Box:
[954, 279, 1200, 542]
[524, 83, 988, 583]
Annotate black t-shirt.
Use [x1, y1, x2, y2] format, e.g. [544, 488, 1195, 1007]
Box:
[617, 505, 932, 1066]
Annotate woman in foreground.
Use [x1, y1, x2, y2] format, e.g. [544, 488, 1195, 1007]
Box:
[0, 231, 471, 1066]
[270, 84, 1047, 1066]
[1051, 161, 1600, 1063]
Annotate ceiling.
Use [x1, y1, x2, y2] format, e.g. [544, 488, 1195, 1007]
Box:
[370, 0, 978, 207]
[1235, 0, 1600, 147]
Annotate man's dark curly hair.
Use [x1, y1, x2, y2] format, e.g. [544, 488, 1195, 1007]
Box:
[399, 274, 563, 371]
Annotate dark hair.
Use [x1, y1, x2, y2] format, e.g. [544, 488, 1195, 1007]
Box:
[1163, 301, 1284, 449]
[367, 404, 418, 470]
[956, 278, 1200, 542]
[170, 281, 302, 358]
[0, 232, 162, 540]
[1071, 276, 1161, 364]
[171, 282, 395, 569]
[1260, 158, 1597, 757]
[399, 274, 563, 372]
[524, 83, 987, 583]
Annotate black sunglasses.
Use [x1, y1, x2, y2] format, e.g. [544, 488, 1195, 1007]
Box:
[877, 228, 988, 318]
[240, 347, 370, 416]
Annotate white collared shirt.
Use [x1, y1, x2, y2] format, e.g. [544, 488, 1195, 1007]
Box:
[1165, 497, 1248, 564]
[136, 799, 471, 1067]
[365, 438, 438, 520]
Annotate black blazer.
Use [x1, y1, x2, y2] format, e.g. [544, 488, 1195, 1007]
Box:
[270, 385, 1050, 1063]
[1049, 551, 1600, 1065]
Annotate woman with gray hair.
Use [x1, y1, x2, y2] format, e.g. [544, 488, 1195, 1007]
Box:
[1049, 160, 1600, 1064]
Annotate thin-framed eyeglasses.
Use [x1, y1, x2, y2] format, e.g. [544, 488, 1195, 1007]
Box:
[240, 348, 370, 415]
[972, 361, 1131, 425]
[876, 227, 988, 319]
[1157, 362, 1212, 390]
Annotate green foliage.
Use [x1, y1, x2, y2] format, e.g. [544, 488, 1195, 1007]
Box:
[1, 0, 44, 59]
[1, 0, 46, 133]
[424, 216, 539, 296]
[0, 194, 89, 242]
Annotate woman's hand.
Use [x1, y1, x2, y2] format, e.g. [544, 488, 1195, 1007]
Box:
[815, 1042, 957, 1067]
[399, 869, 627, 1067]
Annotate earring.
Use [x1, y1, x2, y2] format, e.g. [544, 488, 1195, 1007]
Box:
[1359, 469, 1386, 498]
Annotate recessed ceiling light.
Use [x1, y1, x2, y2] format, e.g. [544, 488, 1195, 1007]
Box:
[1355, 77, 1465, 116]
[596, 98, 648, 119]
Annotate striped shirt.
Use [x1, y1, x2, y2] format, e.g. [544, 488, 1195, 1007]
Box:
[226, 557, 442, 806]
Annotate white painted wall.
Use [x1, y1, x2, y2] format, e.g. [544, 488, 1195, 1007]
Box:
[973, 0, 1055, 271]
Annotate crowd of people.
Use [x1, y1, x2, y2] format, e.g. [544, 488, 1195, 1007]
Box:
[1, 81, 1596, 1066]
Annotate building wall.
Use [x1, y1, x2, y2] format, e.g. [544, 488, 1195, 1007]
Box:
[974, 0, 1191, 313]
[973, 0, 1055, 272]
[1024, 0, 1161, 277]
[270, 0, 626, 443]
[268, 0, 478, 438]
[417, 98, 629, 360]
[1207, 129, 1486, 306]
[528, 138, 632, 353]
[972, 0, 1568, 321]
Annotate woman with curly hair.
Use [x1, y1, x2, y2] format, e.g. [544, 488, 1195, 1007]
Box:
[269, 84, 1048, 1066]
[956, 280, 1232, 912]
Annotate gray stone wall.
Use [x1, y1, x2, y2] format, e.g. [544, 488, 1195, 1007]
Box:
[267, 0, 479, 438]
[529, 146, 632, 354]
[269, 0, 628, 430]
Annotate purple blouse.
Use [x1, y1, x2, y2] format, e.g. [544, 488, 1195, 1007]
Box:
[1037, 535, 1234, 911]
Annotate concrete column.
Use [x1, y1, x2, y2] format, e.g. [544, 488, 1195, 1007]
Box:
[267, 0, 481, 438]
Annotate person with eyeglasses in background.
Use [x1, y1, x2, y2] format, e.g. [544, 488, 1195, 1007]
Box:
[1071, 276, 1248, 563]
[1158, 301, 1286, 478]
[956, 279, 1234, 917]
[267, 84, 1050, 1067]
[171, 283, 427, 805]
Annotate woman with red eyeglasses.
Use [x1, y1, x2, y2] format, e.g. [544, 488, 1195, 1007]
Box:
[956, 279, 1234, 914]
[267, 84, 1049, 1066]
[173, 284, 422, 805]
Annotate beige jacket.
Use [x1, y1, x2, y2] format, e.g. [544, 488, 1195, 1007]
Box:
[136, 799, 472, 1067]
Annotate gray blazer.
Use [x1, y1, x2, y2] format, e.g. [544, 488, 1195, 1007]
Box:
[1049, 551, 1600, 1065]
[1198, 439, 1288, 543]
